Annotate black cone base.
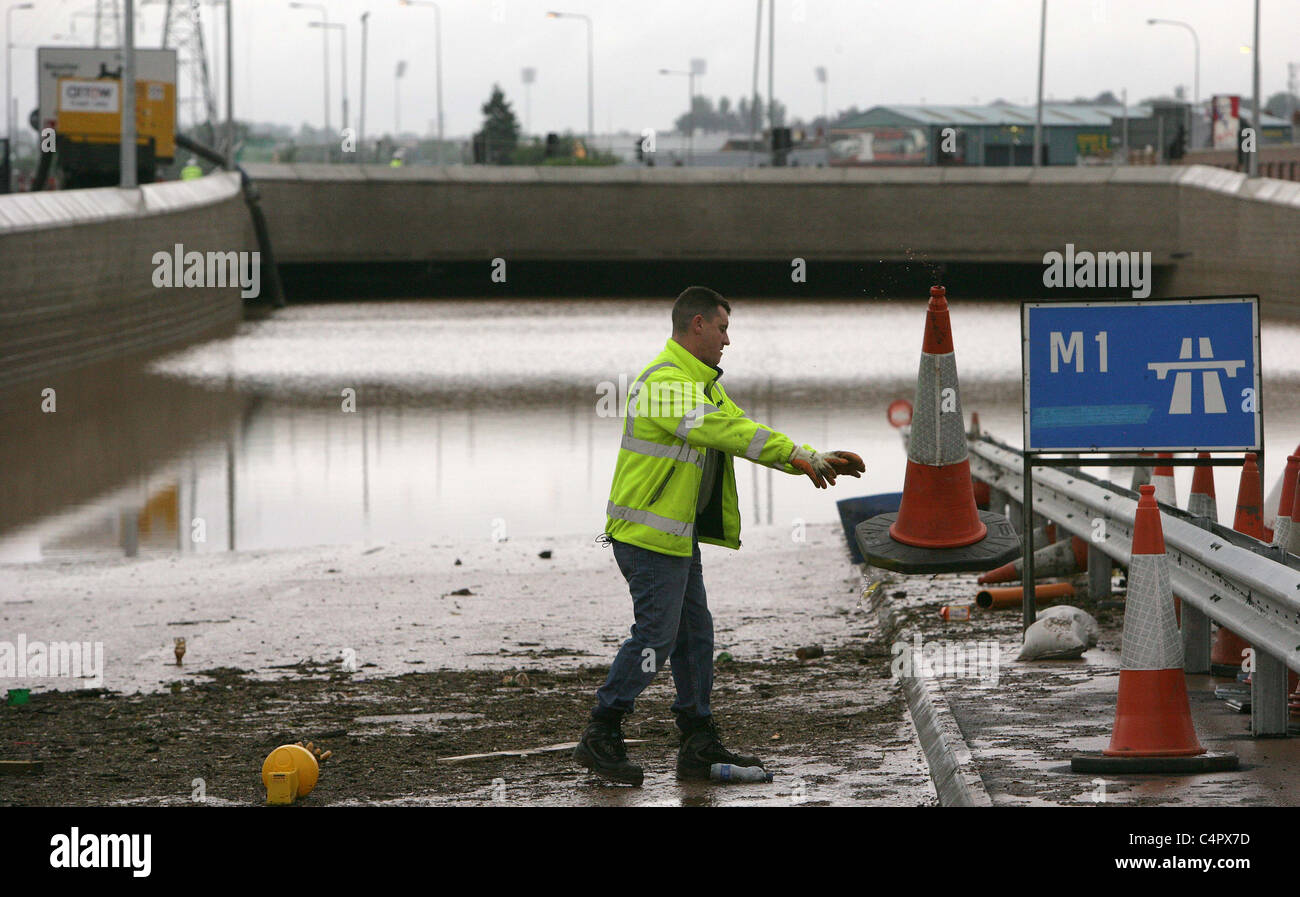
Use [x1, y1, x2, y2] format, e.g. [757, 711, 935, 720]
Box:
[855, 510, 1021, 574]
[1070, 752, 1239, 774]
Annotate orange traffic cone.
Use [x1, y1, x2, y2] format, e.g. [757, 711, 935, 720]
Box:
[1232, 452, 1265, 538]
[1264, 443, 1300, 536]
[856, 287, 1019, 574]
[1151, 454, 1177, 507]
[1187, 453, 1217, 520]
[977, 535, 1087, 585]
[1210, 454, 1265, 676]
[1271, 454, 1300, 552]
[1072, 485, 1238, 773]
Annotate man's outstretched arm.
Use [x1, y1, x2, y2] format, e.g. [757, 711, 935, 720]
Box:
[639, 379, 864, 488]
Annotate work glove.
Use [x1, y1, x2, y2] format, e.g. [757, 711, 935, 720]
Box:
[789, 446, 863, 488]
[824, 450, 865, 479]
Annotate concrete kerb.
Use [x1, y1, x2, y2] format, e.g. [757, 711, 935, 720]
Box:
[873, 581, 993, 807]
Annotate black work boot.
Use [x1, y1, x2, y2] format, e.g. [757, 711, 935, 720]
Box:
[573, 710, 644, 786]
[675, 716, 762, 781]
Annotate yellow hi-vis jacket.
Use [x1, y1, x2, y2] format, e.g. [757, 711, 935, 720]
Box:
[605, 338, 810, 557]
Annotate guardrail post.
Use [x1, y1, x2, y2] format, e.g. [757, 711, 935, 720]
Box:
[987, 487, 1008, 520]
[1251, 649, 1289, 737]
[1180, 604, 1211, 673]
[1087, 542, 1111, 602]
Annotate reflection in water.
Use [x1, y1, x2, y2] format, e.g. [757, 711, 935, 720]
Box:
[1, 299, 1298, 563]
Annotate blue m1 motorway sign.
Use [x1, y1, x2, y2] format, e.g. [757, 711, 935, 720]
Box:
[1022, 297, 1261, 452]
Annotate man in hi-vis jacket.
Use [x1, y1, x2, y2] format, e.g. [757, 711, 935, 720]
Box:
[574, 286, 865, 786]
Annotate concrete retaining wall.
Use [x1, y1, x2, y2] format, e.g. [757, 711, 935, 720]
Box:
[242, 163, 1300, 319]
[1169, 168, 1300, 314]
[0, 172, 255, 390]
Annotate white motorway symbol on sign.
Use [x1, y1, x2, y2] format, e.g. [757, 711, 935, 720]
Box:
[1146, 337, 1245, 415]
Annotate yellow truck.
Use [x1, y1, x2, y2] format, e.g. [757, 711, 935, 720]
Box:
[53, 76, 176, 187]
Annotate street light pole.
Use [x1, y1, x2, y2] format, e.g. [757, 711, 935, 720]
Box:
[5, 2, 33, 192]
[1033, 0, 1046, 168]
[310, 20, 348, 141]
[546, 11, 594, 148]
[359, 11, 368, 162]
[1289, 62, 1298, 147]
[767, 0, 774, 142]
[1146, 18, 1199, 105]
[290, 2, 330, 137]
[815, 65, 827, 124]
[521, 67, 536, 136]
[1249, 0, 1259, 177]
[224, 0, 233, 169]
[749, 0, 761, 167]
[399, 2, 444, 164]
[394, 59, 405, 134]
[122, 0, 137, 187]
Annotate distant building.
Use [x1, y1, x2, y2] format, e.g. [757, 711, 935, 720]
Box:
[829, 102, 1293, 167]
[832, 104, 1118, 166]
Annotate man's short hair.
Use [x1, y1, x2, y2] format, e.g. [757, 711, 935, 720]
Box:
[671, 286, 731, 334]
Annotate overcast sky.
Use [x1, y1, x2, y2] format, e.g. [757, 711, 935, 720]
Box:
[7, 0, 1299, 139]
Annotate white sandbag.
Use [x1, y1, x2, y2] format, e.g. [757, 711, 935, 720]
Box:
[1017, 615, 1088, 661]
[1036, 605, 1100, 648]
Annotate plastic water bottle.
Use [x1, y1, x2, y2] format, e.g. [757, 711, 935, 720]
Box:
[709, 763, 772, 783]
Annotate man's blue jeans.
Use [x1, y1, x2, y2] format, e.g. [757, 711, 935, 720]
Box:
[595, 537, 713, 721]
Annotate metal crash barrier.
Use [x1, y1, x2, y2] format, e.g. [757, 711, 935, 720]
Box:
[969, 434, 1300, 737]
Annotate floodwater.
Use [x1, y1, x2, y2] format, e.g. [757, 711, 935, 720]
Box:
[2, 297, 1299, 562]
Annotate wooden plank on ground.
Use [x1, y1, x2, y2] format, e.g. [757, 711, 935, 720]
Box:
[437, 740, 646, 763]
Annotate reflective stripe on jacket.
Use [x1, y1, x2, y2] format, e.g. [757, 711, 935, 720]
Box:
[605, 337, 809, 557]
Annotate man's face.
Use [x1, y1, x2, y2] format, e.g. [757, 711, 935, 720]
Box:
[696, 307, 730, 367]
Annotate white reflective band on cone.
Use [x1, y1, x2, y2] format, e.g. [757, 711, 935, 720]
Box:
[1152, 475, 1177, 507]
[1187, 492, 1217, 520]
[1120, 553, 1184, 671]
[1272, 515, 1292, 550]
[908, 352, 968, 467]
[1287, 515, 1300, 557]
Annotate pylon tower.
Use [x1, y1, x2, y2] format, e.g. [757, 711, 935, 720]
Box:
[161, 0, 218, 144]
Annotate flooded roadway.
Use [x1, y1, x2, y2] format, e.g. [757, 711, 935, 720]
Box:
[4, 297, 1299, 563]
